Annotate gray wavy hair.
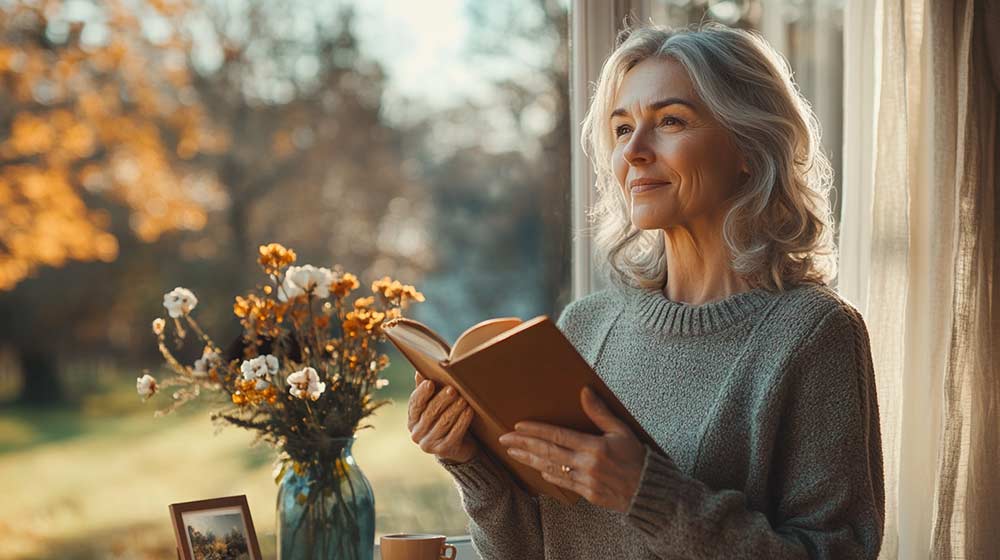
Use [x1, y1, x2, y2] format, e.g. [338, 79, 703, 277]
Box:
[580, 22, 837, 292]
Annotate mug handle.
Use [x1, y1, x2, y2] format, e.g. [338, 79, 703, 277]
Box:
[441, 543, 457, 559]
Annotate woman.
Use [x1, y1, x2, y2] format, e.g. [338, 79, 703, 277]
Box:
[407, 23, 883, 559]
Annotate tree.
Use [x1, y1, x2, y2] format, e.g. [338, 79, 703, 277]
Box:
[0, 0, 228, 403]
[465, 0, 572, 315]
[0, 0, 431, 403]
[0, 0, 226, 291]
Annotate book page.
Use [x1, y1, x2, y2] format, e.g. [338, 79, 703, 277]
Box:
[450, 317, 522, 362]
[384, 321, 450, 362]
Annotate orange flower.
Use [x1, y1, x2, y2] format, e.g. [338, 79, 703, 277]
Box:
[371, 276, 400, 298]
[343, 307, 386, 337]
[330, 272, 360, 298]
[257, 243, 297, 275]
[234, 293, 286, 337]
[232, 378, 279, 406]
[342, 316, 363, 339]
[372, 276, 425, 306]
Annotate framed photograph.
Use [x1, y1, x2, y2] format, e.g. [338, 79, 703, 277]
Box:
[169, 495, 262, 560]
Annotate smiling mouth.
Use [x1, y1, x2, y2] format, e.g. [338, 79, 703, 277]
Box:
[630, 182, 671, 194]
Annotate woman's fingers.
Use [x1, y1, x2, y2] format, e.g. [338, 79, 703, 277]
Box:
[440, 405, 475, 450]
[501, 433, 576, 467]
[506, 444, 580, 479]
[514, 421, 601, 451]
[410, 385, 458, 441]
[419, 397, 469, 451]
[407, 379, 435, 430]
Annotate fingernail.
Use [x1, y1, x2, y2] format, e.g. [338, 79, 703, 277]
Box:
[498, 434, 511, 444]
[446, 386, 455, 396]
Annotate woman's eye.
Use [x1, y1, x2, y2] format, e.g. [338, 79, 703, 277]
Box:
[614, 124, 632, 138]
[661, 116, 684, 127]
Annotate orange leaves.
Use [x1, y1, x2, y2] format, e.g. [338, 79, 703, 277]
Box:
[0, 165, 121, 289]
[8, 113, 53, 155]
[6, 110, 97, 161]
[0, 0, 225, 290]
[0, 47, 17, 72]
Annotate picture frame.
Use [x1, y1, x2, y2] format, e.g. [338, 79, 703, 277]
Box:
[169, 495, 263, 560]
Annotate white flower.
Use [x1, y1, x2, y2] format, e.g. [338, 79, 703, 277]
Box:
[241, 354, 279, 384]
[193, 347, 221, 377]
[163, 287, 198, 318]
[136, 374, 158, 399]
[279, 265, 334, 302]
[375, 378, 390, 390]
[152, 318, 165, 335]
[286, 367, 326, 401]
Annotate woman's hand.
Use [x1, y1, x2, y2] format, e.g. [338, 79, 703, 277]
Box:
[407, 371, 478, 464]
[498, 387, 646, 513]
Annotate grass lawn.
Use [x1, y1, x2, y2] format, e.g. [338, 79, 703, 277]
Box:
[0, 381, 469, 559]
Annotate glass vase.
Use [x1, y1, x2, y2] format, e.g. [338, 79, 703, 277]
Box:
[276, 437, 375, 560]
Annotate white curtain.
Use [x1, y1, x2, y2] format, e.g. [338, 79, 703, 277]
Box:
[840, 0, 999, 558]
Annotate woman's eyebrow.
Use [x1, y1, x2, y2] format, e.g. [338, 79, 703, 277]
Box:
[610, 97, 697, 119]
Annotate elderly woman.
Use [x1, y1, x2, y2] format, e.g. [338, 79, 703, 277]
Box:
[406, 23, 883, 559]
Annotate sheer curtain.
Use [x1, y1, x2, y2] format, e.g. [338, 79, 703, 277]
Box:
[839, 0, 999, 557]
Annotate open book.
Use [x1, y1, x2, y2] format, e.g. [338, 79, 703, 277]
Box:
[382, 315, 663, 505]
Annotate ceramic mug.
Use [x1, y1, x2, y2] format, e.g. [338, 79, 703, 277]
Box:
[380, 533, 457, 560]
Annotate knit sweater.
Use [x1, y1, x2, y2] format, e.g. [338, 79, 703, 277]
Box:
[440, 280, 884, 559]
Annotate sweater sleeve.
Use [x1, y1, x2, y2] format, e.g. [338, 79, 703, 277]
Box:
[439, 450, 544, 559]
[623, 304, 885, 559]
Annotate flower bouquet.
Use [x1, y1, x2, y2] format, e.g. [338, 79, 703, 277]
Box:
[139, 243, 424, 560]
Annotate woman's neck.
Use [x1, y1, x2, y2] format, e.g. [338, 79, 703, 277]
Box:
[662, 222, 749, 305]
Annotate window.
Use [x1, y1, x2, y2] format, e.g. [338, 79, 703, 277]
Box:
[0, 0, 570, 557]
[0, 0, 849, 556]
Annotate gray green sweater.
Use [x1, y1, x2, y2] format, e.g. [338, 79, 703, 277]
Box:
[441, 281, 884, 559]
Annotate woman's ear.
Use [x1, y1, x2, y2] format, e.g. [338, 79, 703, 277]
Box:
[739, 164, 751, 185]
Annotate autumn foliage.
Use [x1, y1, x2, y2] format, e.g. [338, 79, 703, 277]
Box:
[0, 0, 227, 290]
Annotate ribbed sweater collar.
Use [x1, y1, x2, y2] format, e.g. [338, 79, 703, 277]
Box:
[614, 281, 777, 336]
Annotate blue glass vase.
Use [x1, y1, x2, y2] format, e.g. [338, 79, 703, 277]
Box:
[276, 437, 375, 560]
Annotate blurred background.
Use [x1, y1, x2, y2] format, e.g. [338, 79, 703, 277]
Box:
[0, 0, 842, 558]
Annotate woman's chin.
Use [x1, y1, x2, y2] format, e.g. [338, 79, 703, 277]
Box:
[630, 213, 673, 232]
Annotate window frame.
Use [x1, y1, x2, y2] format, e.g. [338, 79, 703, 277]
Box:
[571, 0, 639, 300]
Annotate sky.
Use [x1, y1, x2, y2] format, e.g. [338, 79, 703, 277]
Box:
[53, 0, 544, 109]
[353, 0, 496, 111]
[184, 507, 249, 541]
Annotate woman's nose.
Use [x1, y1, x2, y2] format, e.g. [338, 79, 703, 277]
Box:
[622, 128, 654, 166]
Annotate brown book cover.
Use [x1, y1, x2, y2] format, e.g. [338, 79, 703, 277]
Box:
[382, 315, 663, 505]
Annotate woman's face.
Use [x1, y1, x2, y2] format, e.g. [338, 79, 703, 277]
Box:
[611, 57, 747, 232]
